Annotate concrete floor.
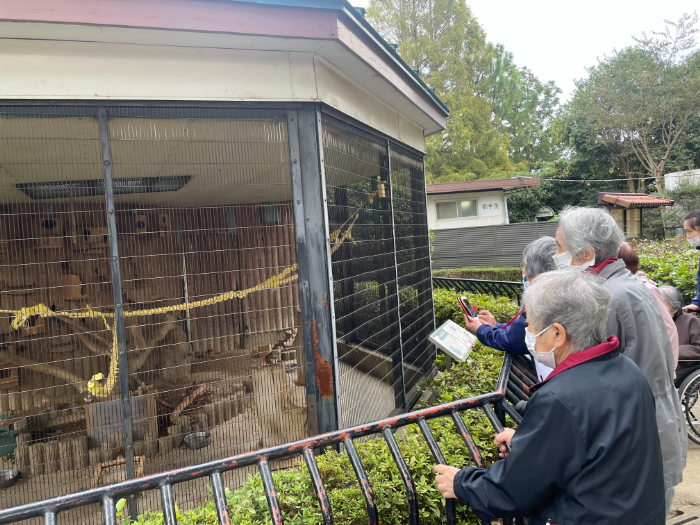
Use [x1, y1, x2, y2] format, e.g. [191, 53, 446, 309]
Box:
[671, 441, 700, 517]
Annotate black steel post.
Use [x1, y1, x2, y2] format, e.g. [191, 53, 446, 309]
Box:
[418, 418, 455, 525]
[382, 428, 418, 525]
[287, 106, 340, 434]
[287, 109, 320, 437]
[259, 459, 284, 525]
[303, 448, 333, 525]
[98, 108, 137, 521]
[344, 438, 379, 525]
[386, 143, 406, 409]
[210, 472, 231, 525]
[160, 484, 177, 525]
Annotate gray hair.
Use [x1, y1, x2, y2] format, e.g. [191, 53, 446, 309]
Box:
[523, 236, 557, 280]
[658, 285, 683, 313]
[558, 206, 625, 263]
[524, 269, 612, 353]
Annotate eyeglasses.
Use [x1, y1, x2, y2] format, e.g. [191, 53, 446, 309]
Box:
[519, 262, 525, 270]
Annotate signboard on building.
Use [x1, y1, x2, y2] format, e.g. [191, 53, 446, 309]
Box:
[480, 198, 502, 217]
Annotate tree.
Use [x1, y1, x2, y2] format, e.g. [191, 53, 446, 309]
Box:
[569, 13, 700, 192]
[367, 0, 513, 182]
[487, 44, 562, 168]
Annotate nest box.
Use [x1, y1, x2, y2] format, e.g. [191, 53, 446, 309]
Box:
[31, 217, 64, 251]
[55, 274, 87, 301]
[78, 226, 109, 252]
[156, 214, 171, 237]
[133, 214, 148, 235]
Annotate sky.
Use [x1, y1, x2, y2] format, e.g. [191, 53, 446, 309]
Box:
[352, 0, 698, 99]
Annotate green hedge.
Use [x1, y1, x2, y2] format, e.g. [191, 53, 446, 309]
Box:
[121, 347, 508, 525]
[433, 267, 522, 282]
[635, 236, 699, 301]
[433, 288, 521, 328]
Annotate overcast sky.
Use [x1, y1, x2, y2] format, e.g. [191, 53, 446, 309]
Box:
[353, 0, 698, 99]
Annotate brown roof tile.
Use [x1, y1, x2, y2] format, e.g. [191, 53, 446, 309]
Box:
[426, 177, 540, 194]
[600, 193, 675, 208]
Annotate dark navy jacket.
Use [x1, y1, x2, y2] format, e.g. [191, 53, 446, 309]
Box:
[692, 246, 700, 309]
[453, 337, 665, 525]
[475, 310, 529, 355]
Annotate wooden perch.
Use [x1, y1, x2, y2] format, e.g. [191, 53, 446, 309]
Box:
[54, 317, 111, 355]
[169, 384, 209, 424]
[272, 327, 298, 350]
[0, 348, 88, 393]
[127, 313, 179, 372]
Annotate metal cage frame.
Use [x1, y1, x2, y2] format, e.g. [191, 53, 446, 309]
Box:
[0, 101, 437, 518]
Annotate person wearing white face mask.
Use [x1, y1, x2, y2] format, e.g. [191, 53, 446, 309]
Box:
[554, 206, 686, 516]
[465, 237, 557, 382]
[682, 210, 700, 313]
[433, 270, 666, 525]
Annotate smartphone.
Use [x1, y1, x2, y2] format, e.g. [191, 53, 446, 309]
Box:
[458, 296, 477, 318]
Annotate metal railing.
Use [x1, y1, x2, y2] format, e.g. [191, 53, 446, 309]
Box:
[0, 354, 531, 525]
[432, 277, 524, 303]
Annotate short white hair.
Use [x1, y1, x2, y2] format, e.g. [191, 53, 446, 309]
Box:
[524, 269, 613, 353]
[658, 285, 683, 313]
[558, 206, 625, 263]
[523, 236, 557, 280]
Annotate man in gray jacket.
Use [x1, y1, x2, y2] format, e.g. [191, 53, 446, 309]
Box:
[554, 206, 687, 515]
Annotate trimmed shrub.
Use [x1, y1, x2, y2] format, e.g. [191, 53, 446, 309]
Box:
[433, 288, 521, 328]
[433, 267, 522, 282]
[121, 344, 508, 525]
[634, 236, 699, 301]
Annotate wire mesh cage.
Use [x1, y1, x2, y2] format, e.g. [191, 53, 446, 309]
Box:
[0, 106, 306, 521]
[0, 104, 435, 523]
[322, 114, 434, 427]
[389, 144, 435, 397]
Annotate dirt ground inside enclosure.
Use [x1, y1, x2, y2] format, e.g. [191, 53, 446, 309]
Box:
[670, 441, 700, 523]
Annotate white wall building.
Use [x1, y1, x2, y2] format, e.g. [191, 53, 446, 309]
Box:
[665, 169, 700, 191]
[426, 178, 541, 230]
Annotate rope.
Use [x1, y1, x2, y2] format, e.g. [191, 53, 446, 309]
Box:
[0, 191, 377, 398]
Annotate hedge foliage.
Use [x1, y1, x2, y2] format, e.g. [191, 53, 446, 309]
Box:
[433, 288, 521, 328]
[121, 347, 508, 525]
[635, 236, 699, 301]
[433, 267, 522, 282]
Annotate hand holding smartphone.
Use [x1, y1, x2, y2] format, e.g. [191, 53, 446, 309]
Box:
[458, 296, 477, 318]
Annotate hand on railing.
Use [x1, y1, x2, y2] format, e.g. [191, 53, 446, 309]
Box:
[494, 428, 515, 458]
[434, 464, 460, 499]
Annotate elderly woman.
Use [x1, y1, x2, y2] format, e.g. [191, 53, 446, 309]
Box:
[683, 210, 700, 313]
[554, 206, 685, 513]
[618, 242, 679, 369]
[658, 285, 700, 386]
[465, 237, 557, 380]
[434, 270, 665, 524]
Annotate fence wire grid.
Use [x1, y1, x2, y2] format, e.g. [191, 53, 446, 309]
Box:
[0, 107, 306, 523]
[0, 105, 435, 524]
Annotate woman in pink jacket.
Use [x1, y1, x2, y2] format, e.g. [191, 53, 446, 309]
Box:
[619, 242, 679, 369]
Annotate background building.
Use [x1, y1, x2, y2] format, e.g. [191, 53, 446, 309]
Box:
[427, 178, 541, 230]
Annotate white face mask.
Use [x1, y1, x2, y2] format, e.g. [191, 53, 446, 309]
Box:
[689, 236, 700, 247]
[577, 257, 596, 270]
[552, 251, 572, 269]
[525, 324, 557, 369]
[522, 275, 529, 290]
